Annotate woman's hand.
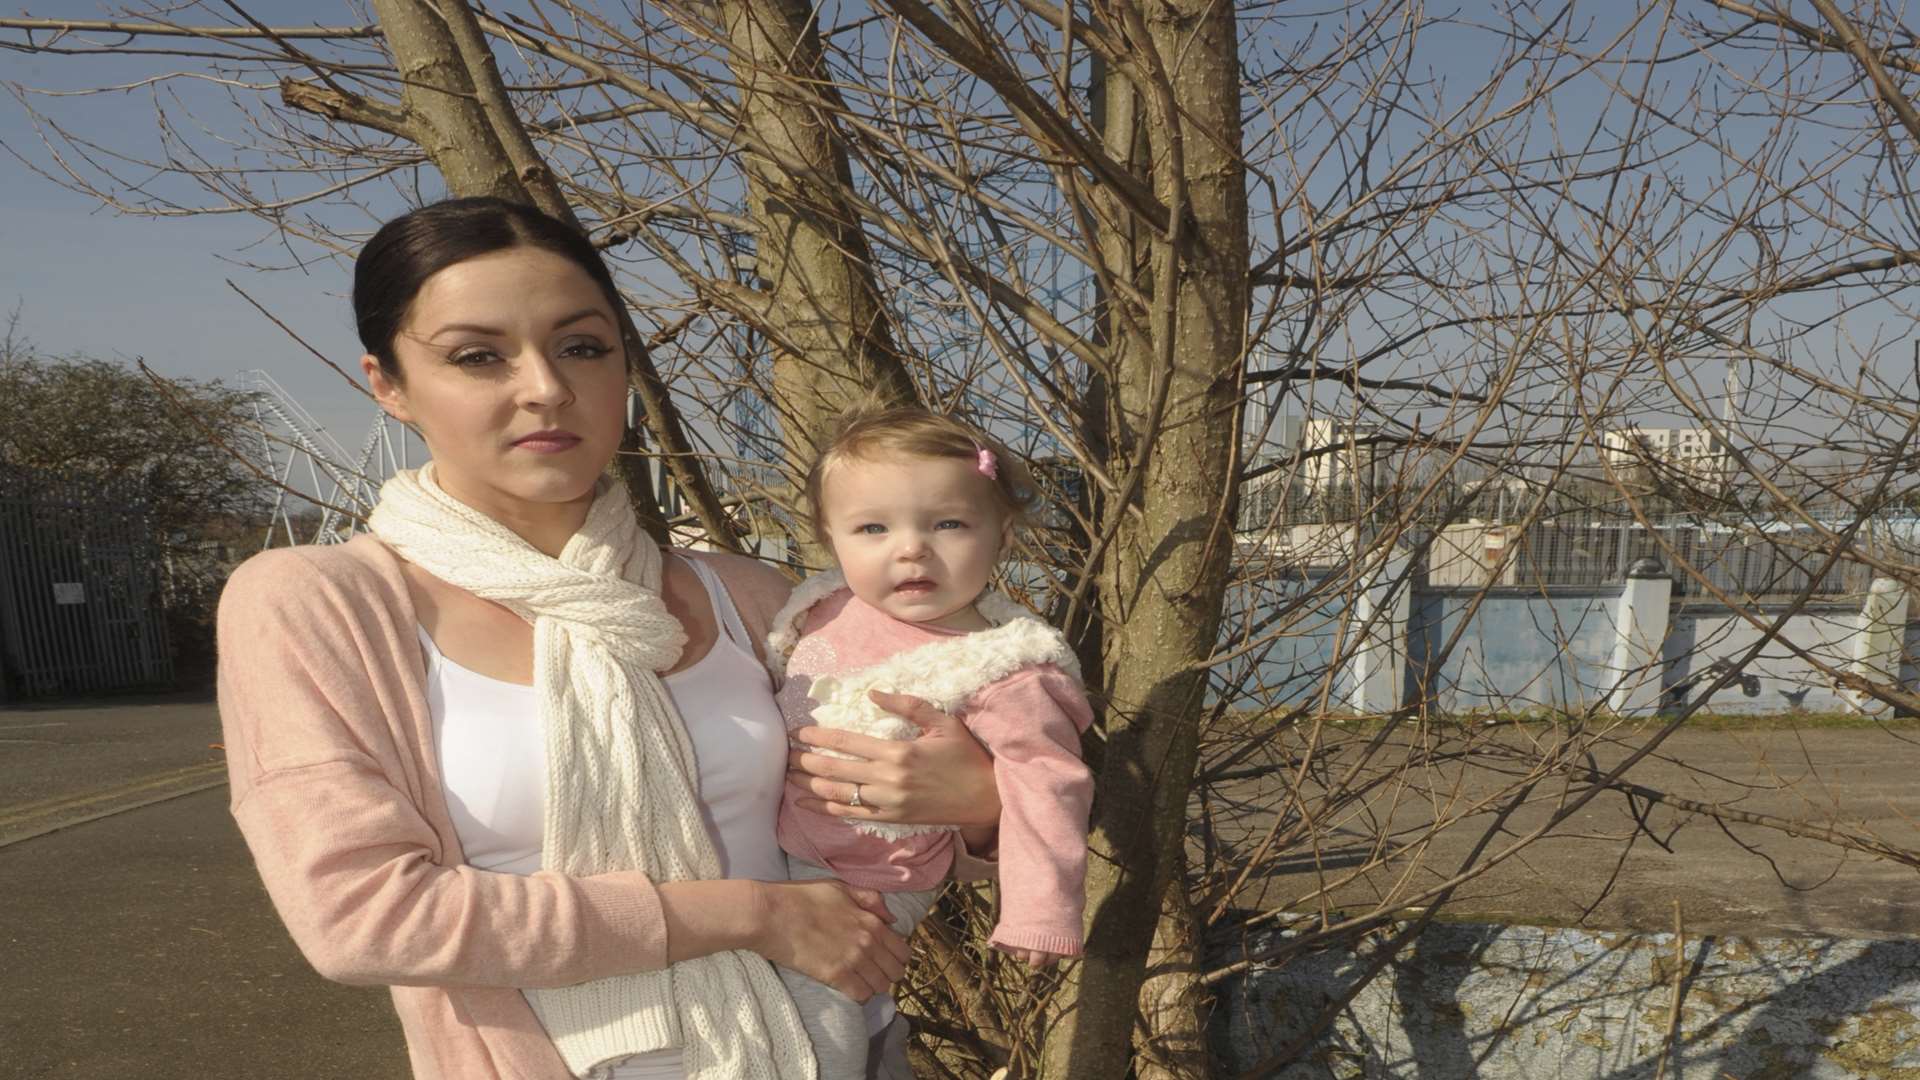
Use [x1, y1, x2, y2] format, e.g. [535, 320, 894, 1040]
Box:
[748, 879, 909, 1002]
[788, 691, 1002, 831]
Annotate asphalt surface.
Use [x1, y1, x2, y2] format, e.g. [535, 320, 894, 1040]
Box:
[6, 697, 1920, 1078]
[1208, 719, 1920, 939]
[1, 697, 405, 1079]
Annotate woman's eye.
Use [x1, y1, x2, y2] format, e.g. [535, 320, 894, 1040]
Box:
[560, 339, 613, 360]
[449, 347, 502, 367]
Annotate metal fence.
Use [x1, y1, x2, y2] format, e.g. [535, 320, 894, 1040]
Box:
[1416, 518, 1882, 594]
[0, 471, 173, 700]
[1237, 485, 1905, 596]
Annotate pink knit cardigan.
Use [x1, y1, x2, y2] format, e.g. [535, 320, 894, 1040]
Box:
[216, 536, 997, 1079]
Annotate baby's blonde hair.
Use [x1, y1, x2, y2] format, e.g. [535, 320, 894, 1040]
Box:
[804, 405, 1033, 543]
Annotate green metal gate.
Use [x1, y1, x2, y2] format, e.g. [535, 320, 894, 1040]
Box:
[0, 470, 173, 700]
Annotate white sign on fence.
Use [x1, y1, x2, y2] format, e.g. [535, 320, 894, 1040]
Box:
[52, 582, 85, 605]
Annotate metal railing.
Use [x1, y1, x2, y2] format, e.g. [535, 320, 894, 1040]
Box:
[1236, 484, 1909, 596]
[0, 469, 173, 699]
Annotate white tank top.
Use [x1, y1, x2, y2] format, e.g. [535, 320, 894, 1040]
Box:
[420, 555, 789, 1079]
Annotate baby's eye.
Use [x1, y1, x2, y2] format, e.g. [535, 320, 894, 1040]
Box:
[936, 519, 968, 530]
[856, 523, 887, 535]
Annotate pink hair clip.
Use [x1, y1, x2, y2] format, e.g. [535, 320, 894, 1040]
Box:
[976, 447, 999, 479]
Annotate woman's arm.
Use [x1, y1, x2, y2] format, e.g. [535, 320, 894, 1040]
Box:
[222, 552, 908, 994]
[660, 878, 908, 1002]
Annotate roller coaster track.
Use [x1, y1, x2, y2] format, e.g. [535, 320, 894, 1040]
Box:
[240, 369, 410, 549]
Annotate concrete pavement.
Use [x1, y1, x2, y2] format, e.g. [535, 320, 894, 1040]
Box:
[1, 698, 404, 1079]
[8, 697, 1920, 1077]
[1208, 720, 1920, 939]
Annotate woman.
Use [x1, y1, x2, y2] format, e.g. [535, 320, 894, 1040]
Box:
[216, 196, 1002, 1080]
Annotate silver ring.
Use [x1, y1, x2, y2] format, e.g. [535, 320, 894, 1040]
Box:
[849, 783, 864, 808]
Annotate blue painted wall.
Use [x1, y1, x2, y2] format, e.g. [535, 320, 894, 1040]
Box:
[1407, 592, 1620, 712]
[1215, 574, 1349, 708]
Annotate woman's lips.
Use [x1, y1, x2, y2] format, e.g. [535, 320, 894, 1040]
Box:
[512, 431, 582, 454]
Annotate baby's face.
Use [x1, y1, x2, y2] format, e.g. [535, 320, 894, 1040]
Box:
[820, 453, 1009, 630]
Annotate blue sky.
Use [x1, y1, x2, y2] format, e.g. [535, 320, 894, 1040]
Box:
[1, 4, 386, 449]
[3, 2, 1915, 474]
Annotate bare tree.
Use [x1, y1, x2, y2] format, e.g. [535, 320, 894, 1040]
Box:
[6, 1, 1920, 1075]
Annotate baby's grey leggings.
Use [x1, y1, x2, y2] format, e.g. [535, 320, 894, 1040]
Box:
[781, 857, 939, 1080]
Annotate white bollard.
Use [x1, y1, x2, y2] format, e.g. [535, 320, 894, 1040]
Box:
[1846, 577, 1910, 715]
[1348, 550, 1412, 715]
[1607, 557, 1671, 715]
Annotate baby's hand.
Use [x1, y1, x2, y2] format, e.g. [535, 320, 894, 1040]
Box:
[996, 943, 1069, 969]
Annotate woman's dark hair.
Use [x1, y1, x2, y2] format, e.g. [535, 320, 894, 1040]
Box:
[353, 196, 626, 380]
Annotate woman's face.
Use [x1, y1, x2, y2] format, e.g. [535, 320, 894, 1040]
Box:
[363, 246, 628, 528]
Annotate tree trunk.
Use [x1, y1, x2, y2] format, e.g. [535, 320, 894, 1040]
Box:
[1134, 849, 1215, 1080]
[1039, 0, 1247, 1072]
[365, 0, 524, 202]
[716, 0, 919, 502]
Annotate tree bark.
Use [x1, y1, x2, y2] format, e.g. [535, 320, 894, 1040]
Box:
[1133, 849, 1215, 1080]
[716, 0, 919, 496]
[365, 0, 525, 202]
[1040, 0, 1247, 1072]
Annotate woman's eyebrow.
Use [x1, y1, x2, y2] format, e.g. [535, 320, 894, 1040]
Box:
[550, 308, 611, 330]
[425, 308, 608, 339]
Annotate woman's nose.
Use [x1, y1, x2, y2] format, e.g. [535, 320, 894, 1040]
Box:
[517, 352, 575, 409]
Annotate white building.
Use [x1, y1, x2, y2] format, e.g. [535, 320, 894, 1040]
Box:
[1601, 427, 1733, 489]
[1294, 418, 1389, 495]
[1237, 416, 1390, 537]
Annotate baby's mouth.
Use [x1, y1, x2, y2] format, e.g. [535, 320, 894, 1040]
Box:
[894, 578, 937, 594]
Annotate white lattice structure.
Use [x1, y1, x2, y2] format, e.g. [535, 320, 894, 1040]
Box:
[242, 370, 410, 549]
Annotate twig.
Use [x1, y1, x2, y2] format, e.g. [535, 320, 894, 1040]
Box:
[1654, 899, 1684, 1080]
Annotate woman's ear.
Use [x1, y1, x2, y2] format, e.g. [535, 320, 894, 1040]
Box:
[361, 353, 413, 424]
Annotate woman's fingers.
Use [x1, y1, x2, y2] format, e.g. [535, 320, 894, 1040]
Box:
[786, 746, 872, 781]
[756, 881, 907, 1001]
[791, 693, 1002, 828]
[793, 792, 889, 821]
[846, 885, 893, 922]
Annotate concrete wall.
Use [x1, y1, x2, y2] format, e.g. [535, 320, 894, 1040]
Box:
[1225, 573, 1919, 716]
[1212, 920, 1920, 1079]
[1407, 593, 1620, 712]
[1217, 577, 1351, 707]
[1665, 600, 1868, 715]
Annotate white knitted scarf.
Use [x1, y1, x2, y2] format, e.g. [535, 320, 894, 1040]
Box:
[368, 465, 815, 1080]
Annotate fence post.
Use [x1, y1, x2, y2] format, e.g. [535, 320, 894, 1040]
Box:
[1846, 577, 1910, 715]
[1349, 549, 1412, 715]
[1607, 556, 1671, 715]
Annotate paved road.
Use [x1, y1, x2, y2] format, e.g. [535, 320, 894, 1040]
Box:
[1207, 720, 1920, 939]
[0, 693, 227, 838]
[1, 697, 405, 1079]
[7, 696, 1920, 1077]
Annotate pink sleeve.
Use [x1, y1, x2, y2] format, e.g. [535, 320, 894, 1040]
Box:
[217, 554, 670, 990]
[963, 666, 1094, 955]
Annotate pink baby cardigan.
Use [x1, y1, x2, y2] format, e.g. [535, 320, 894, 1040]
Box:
[776, 588, 1094, 956]
[216, 536, 998, 1080]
